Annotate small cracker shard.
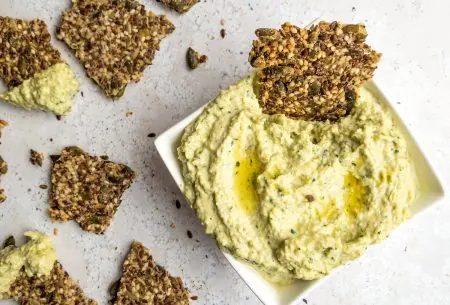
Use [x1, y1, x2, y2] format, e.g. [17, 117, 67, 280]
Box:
[248, 21, 381, 121]
[0, 17, 61, 88]
[156, 0, 199, 14]
[113, 241, 191, 305]
[57, 0, 175, 98]
[8, 262, 97, 305]
[30, 149, 44, 167]
[49, 146, 136, 234]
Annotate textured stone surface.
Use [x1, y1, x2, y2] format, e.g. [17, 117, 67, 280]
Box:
[0, 0, 449, 304]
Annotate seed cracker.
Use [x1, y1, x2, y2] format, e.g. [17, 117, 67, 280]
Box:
[0, 17, 61, 88]
[57, 0, 175, 98]
[156, 0, 199, 14]
[113, 241, 191, 305]
[8, 262, 97, 305]
[48, 146, 136, 234]
[249, 21, 381, 121]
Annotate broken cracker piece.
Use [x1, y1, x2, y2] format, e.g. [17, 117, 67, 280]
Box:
[49, 146, 136, 234]
[0, 17, 61, 88]
[57, 0, 175, 98]
[156, 0, 199, 14]
[249, 21, 381, 121]
[9, 262, 97, 305]
[113, 241, 191, 305]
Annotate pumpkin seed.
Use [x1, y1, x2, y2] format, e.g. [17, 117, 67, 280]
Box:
[66, 146, 84, 156]
[3, 235, 15, 248]
[109, 280, 120, 296]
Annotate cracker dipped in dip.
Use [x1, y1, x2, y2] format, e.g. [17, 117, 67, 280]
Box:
[177, 21, 419, 283]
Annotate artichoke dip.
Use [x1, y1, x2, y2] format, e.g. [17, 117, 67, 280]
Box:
[0, 232, 57, 297]
[0, 63, 79, 115]
[178, 74, 419, 283]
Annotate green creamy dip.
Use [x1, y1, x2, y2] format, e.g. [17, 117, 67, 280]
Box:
[178, 74, 419, 283]
[0, 231, 57, 296]
[0, 62, 79, 115]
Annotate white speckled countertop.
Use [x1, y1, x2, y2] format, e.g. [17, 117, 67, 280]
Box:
[0, 0, 449, 304]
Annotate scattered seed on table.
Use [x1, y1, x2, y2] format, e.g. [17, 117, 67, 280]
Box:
[30, 149, 44, 167]
[186, 47, 208, 70]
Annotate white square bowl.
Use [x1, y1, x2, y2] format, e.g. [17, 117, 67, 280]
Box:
[154, 80, 445, 305]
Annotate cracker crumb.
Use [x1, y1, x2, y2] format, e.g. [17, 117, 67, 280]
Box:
[170, 223, 176, 229]
[126, 112, 133, 117]
[57, 0, 175, 98]
[53, 228, 59, 236]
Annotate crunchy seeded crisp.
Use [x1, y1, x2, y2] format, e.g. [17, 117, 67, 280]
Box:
[57, 0, 175, 98]
[30, 149, 44, 167]
[48, 146, 136, 234]
[0, 17, 61, 88]
[249, 21, 381, 121]
[156, 0, 199, 14]
[186, 47, 207, 70]
[113, 241, 191, 305]
[8, 262, 97, 305]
